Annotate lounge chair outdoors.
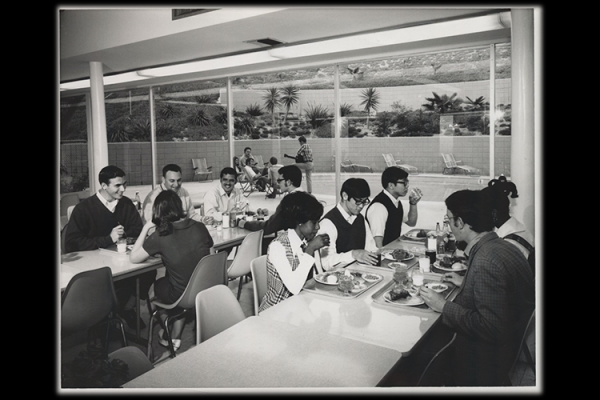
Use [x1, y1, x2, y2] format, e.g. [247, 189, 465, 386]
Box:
[441, 153, 480, 176]
[239, 164, 274, 198]
[340, 160, 372, 173]
[382, 154, 419, 174]
[191, 158, 213, 181]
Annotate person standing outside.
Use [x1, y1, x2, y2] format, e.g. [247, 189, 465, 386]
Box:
[293, 135, 314, 194]
[316, 178, 378, 270]
[142, 163, 213, 226]
[366, 167, 423, 248]
[202, 167, 244, 218]
[419, 190, 534, 386]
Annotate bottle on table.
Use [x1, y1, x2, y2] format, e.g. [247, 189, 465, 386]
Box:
[443, 220, 456, 252]
[436, 222, 446, 254]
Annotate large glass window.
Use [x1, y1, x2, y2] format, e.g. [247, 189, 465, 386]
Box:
[60, 94, 89, 194]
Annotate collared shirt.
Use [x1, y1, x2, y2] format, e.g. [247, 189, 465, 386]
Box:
[316, 204, 377, 271]
[297, 143, 313, 162]
[239, 153, 253, 167]
[202, 182, 243, 217]
[141, 184, 201, 224]
[366, 189, 409, 238]
[496, 216, 534, 259]
[463, 231, 489, 258]
[96, 191, 118, 213]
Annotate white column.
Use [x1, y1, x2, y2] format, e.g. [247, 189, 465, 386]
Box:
[149, 87, 158, 188]
[88, 62, 109, 193]
[334, 64, 341, 204]
[510, 9, 536, 237]
[227, 78, 235, 167]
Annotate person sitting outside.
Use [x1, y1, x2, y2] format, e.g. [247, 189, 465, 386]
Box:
[266, 156, 284, 198]
[64, 165, 155, 329]
[258, 192, 330, 312]
[366, 167, 423, 248]
[243, 157, 269, 192]
[419, 190, 534, 386]
[202, 167, 244, 218]
[130, 190, 214, 352]
[142, 163, 213, 227]
[316, 178, 379, 271]
[233, 156, 245, 181]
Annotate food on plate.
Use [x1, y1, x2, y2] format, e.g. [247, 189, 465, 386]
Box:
[452, 262, 465, 270]
[326, 274, 338, 284]
[362, 273, 382, 282]
[438, 255, 467, 269]
[425, 283, 448, 293]
[389, 266, 416, 300]
[389, 284, 410, 300]
[392, 249, 410, 260]
[416, 229, 429, 238]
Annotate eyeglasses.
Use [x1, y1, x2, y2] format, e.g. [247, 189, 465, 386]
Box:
[352, 197, 370, 206]
[276, 178, 285, 183]
[443, 215, 459, 223]
[395, 179, 409, 186]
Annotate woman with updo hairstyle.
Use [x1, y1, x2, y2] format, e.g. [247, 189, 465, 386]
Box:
[130, 190, 214, 352]
[258, 192, 330, 312]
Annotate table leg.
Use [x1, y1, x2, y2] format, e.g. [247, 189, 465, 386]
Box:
[123, 277, 149, 347]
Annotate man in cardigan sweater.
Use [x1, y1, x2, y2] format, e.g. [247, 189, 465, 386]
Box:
[316, 178, 378, 270]
[65, 165, 156, 329]
[419, 190, 534, 386]
[366, 167, 423, 248]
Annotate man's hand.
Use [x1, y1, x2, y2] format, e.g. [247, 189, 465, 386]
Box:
[352, 249, 378, 265]
[409, 188, 423, 205]
[110, 224, 124, 243]
[419, 286, 447, 312]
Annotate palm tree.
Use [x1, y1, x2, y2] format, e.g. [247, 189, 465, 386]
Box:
[280, 85, 300, 124]
[304, 103, 331, 130]
[189, 109, 210, 127]
[359, 87, 380, 129]
[465, 96, 488, 111]
[422, 92, 463, 113]
[262, 87, 281, 129]
[340, 103, 353, 117]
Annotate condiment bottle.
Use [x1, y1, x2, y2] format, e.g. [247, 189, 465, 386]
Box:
[436, 222, 446, 254]
[222, 212, 230, 228]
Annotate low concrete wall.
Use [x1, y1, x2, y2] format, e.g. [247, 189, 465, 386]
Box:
[60, 135, 510, 186]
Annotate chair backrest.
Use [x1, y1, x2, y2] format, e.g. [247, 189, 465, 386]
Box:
[108, 346, 154, 381]
[250, 255, 268, 316]
[510, 308, 536, 372]
[254, 155, 265, 167]
[382, 153, 395, 167]
[195, 284, 246, 344]
[227, 230, 264, 279]
[67, 205, 76, 221]
[176, 251, 228, 309]
[61, 222, 68, 254]
[441, 153, 456, 168]
[61, 267, 119, 334]
[192, 158, 209, 172]
[60, 193, 80, 216]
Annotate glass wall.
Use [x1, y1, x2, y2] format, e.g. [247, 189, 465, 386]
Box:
[60, 94, 89, 194]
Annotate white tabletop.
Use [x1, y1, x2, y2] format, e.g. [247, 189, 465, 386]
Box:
[123, 316, 401, 389]
[206, 225, 249, 251]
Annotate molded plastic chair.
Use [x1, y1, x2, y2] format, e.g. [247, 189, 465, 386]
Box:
[509, 309, 536, 379]
[341, 159, 372, 173]
[108, 346, 154, 382]
[146, 251, 228, 361]
[60, 193, 80, 216]
[61, 267, 127, 355]
[227, 230, 263, 300]
[195, 284, 246, 345]
[61, 222, 69, 254]
[441, 153, 480, 176]
[417, 332, 457, 386]
[382, 153, 419, 174]
[192, 158, 213, 181]
[250, 255, 268, 316]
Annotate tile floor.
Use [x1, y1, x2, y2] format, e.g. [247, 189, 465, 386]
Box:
[60, 174, 536, 388]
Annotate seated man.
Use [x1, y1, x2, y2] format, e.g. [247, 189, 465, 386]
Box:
[142, 163, 212, 226]
[366, 167, 423, 248]
[266, 157, 284, 198]
[64, 165, 156, 329]
[316, 178, 379, 271]
[203, 167, 244, 218]
[419, 190, 534, 386]
[243, 157, 269, 192]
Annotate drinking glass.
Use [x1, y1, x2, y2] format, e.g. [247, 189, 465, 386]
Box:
[338, 275, 353, 297]
[418, 256, 431, 273]
[412, 268, 424, 287]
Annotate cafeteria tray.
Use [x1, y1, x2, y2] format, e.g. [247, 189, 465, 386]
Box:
[371, 278, 456, 311]
[303, 268, 384, 299]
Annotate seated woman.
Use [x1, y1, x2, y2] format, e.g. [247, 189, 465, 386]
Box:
[129, 190, 214, 351]
[233, 156, 245, 181]
[243, 157, 269, 192]
[258, 192, 330, 312]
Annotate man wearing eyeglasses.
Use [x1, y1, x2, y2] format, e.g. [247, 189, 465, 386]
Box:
[366, 167, 423, 248]
[418, 190, 534, 386]
[316, 178, 379, 270]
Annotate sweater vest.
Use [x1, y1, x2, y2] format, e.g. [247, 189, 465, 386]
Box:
[366, 191, 404, 246]
[322, 207, 366, 253]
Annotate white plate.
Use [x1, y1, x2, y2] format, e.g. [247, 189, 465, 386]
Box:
[424, 282, 448, 293]
[361, 273, 383, 283]
[383, 291, 424, 306]
[432, 261, 467, 272]
[382, 250, 414, 262]
[314, 271, 342, 285]
[404, 229, 431, 240]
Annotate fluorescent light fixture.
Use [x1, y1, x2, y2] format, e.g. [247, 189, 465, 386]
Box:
[269, 12, 511, 59]
[60, 11, 510, 91]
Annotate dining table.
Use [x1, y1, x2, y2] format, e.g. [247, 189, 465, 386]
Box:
[123, 316, 401, 389]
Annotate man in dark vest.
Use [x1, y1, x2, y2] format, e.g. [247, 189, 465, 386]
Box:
[316, 178, 379, 270]
[366, 167, 423, 248]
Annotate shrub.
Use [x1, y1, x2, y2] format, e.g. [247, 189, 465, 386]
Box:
[315, 122, 334, 138]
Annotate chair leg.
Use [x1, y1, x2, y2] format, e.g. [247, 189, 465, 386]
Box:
[161, 315, 177, 358]
[237, 277, 244, 300]
[146, 308, 159, 361]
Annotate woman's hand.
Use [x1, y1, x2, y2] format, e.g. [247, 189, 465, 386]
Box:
[304, 234, 330, 255]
